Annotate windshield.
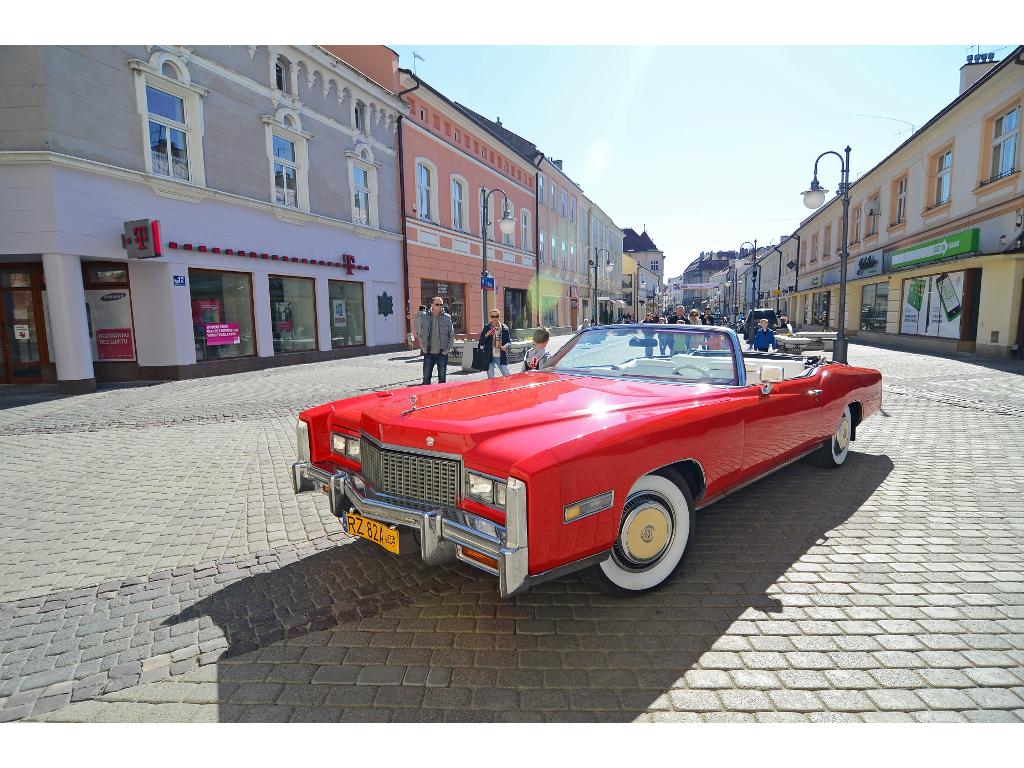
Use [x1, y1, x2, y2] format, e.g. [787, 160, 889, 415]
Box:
[547, 326, 740, 385]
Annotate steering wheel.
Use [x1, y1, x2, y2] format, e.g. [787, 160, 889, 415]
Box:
[672, 364, 713, 381]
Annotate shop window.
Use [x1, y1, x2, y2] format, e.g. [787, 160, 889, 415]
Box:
[328, 280, 365, 348]
[189, 269, 255, 361]
[83, 262, 136, 362]
[859, 282, 889, 333]
[811, 290, 831, 326]
[269, 276, 317, 354]
[421, 279, 466, 335]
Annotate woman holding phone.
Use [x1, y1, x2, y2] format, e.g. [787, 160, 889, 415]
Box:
[479, 308, 512, 378]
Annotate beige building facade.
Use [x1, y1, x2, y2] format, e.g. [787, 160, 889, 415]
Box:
[790, 49, 1024, 359]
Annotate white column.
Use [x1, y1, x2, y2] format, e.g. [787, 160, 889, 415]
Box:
[41, 253, 95, 393]
[315, 275, 331, 352]
[252, 271, 273, 358]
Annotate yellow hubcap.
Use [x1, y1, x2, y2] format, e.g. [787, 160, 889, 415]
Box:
[836, 417, 850, 451]
[623, 505, 672, 563]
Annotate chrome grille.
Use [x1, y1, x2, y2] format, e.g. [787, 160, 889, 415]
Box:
[359, 437, 460, 509]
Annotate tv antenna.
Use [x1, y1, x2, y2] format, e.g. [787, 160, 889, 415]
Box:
[412, 51, 425, 75]
[849, 113, 918, 139]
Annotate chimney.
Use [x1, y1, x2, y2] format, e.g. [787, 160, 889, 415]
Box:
[959, 52, 998, 95]
[496, 116, 502, 127]
[553, 159, 563, 170]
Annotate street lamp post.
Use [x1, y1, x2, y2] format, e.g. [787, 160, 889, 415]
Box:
[480, 187, 517, 327]
[801, 146, 851, 363]
[736, 240, 756, 320]
[590, 247, 613, 324]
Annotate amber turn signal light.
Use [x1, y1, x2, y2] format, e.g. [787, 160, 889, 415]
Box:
[458, 547, 498, 572]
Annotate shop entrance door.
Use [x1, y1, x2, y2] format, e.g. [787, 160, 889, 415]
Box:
[0, 264, 47, 385]
[1014, 278, 1024, 360]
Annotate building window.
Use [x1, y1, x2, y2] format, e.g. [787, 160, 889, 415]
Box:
[352, 166, 371, 226]
[860, 282, 889, 333]
[354, 102, 365, 134]
[419, 108, 426, 122]
[538, 231, 545, 263]
[328, 280, 365, 348]
[269, 276, 317, 354]
[561, 241, 567, 269]
[811, 290, 831, 326]
[866, 194, 880, 236]
[189, 269, 256, 361]
[146, 86, 190, 181]
[569, 197, 576, 223]
[503, 204, 514, 247]
[538, 174, 545, 204]
[550, 183, 556, 210]
[822, 225, 831, 262]
[274, 56, 291, 93]
[810, 232, 819, 262]
[892, 176, 908, 225]
[416, 162, 433, 221]
[83, 263, 135, 362]
[852, 205, 862, 243]
[990, 105, 1019, 181]
[935, 150, 952, 205]
[570, 244, 575, 272]
[273, 134, 298, 208]
[561, 190, 567, 217]
[521, 209, 530, 251]
[451, 177, 466, 231]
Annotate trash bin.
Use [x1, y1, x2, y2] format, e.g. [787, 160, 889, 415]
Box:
[460, 339, 479, 372]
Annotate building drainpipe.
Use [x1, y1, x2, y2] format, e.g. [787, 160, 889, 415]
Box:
[395, 76, 421, 348]
[793, 234, 802, 325]
[531, 151, 543, 328]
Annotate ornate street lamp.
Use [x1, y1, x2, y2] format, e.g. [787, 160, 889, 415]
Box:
[801, 146, 851, 363]
[590, 247, 613, 324]
[480, 187, 517, 327]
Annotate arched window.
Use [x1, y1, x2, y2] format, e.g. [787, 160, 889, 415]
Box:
[354, 102, 365, 134]
[450, 177, 466, 231]
[274, 56, 291, 94]
[503, 204, 514, 246]
[161, 61, 180, 81]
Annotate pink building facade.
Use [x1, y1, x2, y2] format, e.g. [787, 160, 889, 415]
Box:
[398, 71, 537, 338]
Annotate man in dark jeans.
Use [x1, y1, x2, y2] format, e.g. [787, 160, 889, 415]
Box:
[416, 296, 455, 384]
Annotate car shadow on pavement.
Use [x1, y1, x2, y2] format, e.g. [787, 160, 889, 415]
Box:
[164, 451, 893, 722]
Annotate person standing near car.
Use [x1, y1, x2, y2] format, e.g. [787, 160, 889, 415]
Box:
[412, 304, 427, 354]
[417, 297, 454, 384]
[750, 317, 778, 352]
[480, 308, 512, 378]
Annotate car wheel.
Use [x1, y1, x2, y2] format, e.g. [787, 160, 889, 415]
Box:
[589, 473, 694, 596]
[810, 403, 852, 469]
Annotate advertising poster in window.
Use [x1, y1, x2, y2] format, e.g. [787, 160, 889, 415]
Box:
[900, 271, 964, 339]
[332, 299, 347, 328]
[205, 323, 241, 346]
[86, 289, 136, 361]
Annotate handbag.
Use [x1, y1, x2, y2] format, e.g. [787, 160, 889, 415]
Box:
[470, 344, 491, 372]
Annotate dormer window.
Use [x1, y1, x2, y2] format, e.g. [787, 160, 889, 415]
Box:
[274, 56, 292, 94]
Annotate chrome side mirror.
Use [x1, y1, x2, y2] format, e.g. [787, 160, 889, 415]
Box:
[759, 365, 784, 395]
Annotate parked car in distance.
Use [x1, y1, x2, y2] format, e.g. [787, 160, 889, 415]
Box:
[292, 325, 882, 598]
[744, 307, 779, 339]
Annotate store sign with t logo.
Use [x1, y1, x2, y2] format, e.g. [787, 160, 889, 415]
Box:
[121, 219, 163, 259]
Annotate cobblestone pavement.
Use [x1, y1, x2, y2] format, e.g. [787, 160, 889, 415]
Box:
[1, 340, 1023, 722]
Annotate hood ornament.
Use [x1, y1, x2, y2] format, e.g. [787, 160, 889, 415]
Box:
[426, 436, 435, 447]
[409, 394, 418, 409]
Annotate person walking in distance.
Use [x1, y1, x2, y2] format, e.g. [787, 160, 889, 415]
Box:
[417, 297, 454, 384]
[479, 308, 512, 378]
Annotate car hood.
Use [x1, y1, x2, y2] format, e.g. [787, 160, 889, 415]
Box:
[351, 371, 727, 465]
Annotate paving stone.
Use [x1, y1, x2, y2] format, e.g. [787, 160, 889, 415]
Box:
[356, 666, 407, 686]
[864, 689, 927, 711]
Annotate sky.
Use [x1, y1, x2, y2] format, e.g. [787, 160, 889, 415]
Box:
[389, 45, 1012, 277]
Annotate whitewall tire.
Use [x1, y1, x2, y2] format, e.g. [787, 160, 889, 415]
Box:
[811, 404, 852, 468]
[592, 473, 694, 595]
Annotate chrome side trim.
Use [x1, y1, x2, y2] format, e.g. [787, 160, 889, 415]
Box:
[504, 551, 611, 597]
[696, 444, 820, 510]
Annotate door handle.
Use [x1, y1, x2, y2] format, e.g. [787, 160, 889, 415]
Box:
[809, 389, 823, 396]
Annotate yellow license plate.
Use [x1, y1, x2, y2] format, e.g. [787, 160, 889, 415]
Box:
[345, 512, 400, 555]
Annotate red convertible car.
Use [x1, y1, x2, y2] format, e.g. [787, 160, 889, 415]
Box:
[292, 325, 881, 597]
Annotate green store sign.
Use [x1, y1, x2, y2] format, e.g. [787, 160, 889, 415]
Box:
[889, 227, 979, 270]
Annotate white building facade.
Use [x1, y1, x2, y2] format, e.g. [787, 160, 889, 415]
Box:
[0, 45, 407, 392]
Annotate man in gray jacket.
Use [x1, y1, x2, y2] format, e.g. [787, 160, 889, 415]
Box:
[416, 297, 455, 384]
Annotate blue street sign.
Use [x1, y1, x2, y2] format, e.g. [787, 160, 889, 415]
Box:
[481, 275, 495, 291]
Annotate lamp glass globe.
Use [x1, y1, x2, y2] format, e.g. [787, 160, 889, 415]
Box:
[498, 211, 516, 235]
[802, 188, 827, 209]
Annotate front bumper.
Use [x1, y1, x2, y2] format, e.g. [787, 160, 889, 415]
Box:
[292, 461, 530, 598]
